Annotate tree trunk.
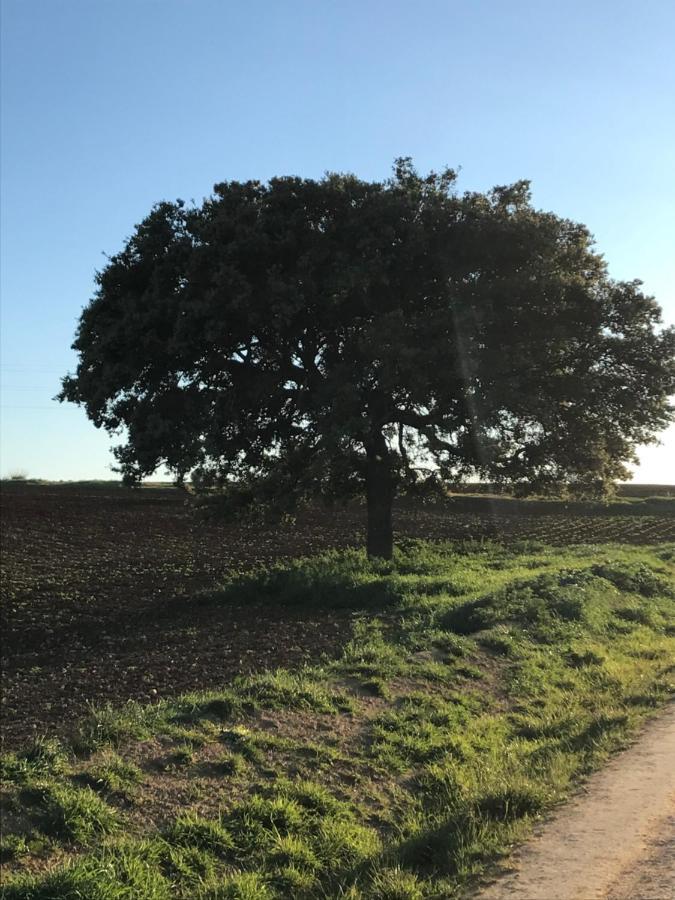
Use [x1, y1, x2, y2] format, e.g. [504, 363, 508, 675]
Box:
[366, 431, 394, 560]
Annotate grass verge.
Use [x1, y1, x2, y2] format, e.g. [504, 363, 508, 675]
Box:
[1, 540, 673, 898]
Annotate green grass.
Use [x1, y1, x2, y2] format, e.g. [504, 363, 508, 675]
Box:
[2, 540, 673, 899]
[19, 781, 118, 844]
[75, 750, 143, 797]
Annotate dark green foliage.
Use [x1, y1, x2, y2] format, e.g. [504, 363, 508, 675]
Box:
[614, 606, 656, 627]
[59, 161, 675, 557]
[565, 649, 605, 668]
[172, 693, 239, 724]
[216, 551, 404, 609]
[592, 562, 674, 597]
[442, 570, 600, 637]
[475, 786, 545, 820]
[212, 542, 477, 611]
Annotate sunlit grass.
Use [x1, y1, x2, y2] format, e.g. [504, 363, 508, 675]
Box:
[2, 540, 673, 898]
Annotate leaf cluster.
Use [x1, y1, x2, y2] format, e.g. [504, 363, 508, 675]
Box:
[59, 159, 675, 499]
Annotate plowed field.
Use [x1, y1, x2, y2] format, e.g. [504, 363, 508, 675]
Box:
[2, 482, 673, 747]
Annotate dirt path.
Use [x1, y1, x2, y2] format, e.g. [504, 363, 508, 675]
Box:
[476, 704, 675, 900]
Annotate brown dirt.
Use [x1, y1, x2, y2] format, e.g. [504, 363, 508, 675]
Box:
[605, 813, 675, 900]
[475, 704, 675, 900]
[2, 482, 674, 749]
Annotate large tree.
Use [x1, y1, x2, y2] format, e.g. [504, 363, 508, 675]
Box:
[60, 160, 675, 558]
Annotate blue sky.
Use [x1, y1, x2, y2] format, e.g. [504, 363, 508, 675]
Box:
[1, 0, 674, 482]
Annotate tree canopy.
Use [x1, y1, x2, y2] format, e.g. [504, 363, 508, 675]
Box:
[60, 159, 675, 557]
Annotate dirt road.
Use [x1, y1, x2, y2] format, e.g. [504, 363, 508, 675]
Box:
[476, 705, 675, 900]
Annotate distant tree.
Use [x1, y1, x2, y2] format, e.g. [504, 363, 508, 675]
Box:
[7, 470, 29, 482]
[59, 160, 675, 558]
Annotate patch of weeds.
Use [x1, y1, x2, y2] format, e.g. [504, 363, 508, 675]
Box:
[213, 547, 405, 610]
[454, 663, 484, 680]
[220, 726, 263, 763]
[22, 737, 68, 773]
[509, 711, 575, 741]
[171, 690, 241, 726]
[1, 737, 68, 784]
[0, 833, 29, 864]
[432, 632, 472, 658]
[24, 782, 118, 844]
[475, 783, 546, 820]
[313, 816, 381, 870]
[273, 778, 354, 819]
[592, 562, 674, 598]
[165, 813, 234, 856]
[230, 793, 306, 834]
[337, 618, 407, 681]
[268, 832, 320, 870]
[448, 570, 601, 636]
[167, 743, 196, 767]
[160, 843, 216, 886]
[73, 700, 165, 753]
[565, 648, 605, 668]
[395, 806, 480, 877]
[478, 627, 520, 657]
[297, 740, 346, 765]
[1, 840, 171, 899]
[163, 724, 216, 746]
[252, 733, 303, 754]
[370, 693, 471, 770]
[370, 865, 426, 899]
[216, 751, 248, 776]
[415, 759, 469, 809]
[614, 606, 657, 628]
[199, 871, 273, 899]
[567, 712, 630, 752]
[627, 646, 668, 659]
[409, 657, 456, 683]
[360, 677, 392, 698]
[239, 669, 352, 714]
[270, 864, 317, 895]
[76, 750, 142, 797]
[625, 683, 672, 708]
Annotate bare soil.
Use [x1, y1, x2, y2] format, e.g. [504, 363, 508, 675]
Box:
[2, 482, 674, 749]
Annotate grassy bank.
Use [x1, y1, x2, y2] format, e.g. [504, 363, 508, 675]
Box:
[1, 540, 674, 899]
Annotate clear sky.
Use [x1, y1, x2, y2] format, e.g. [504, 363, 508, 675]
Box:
[1, 0, 674, 483]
